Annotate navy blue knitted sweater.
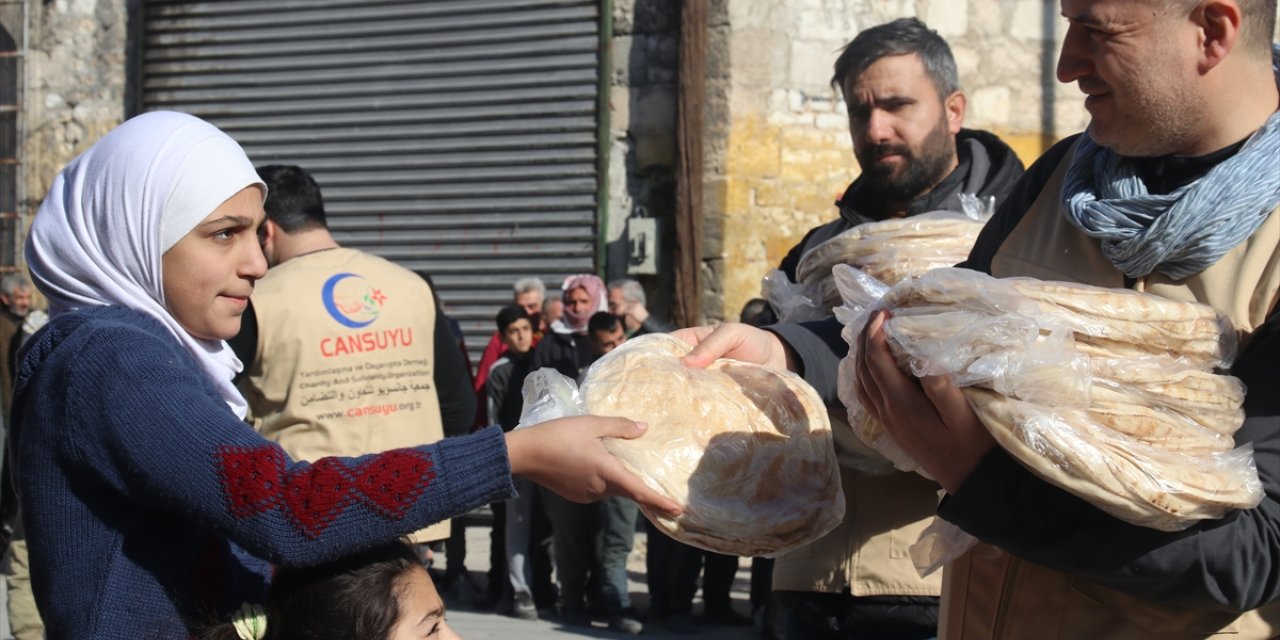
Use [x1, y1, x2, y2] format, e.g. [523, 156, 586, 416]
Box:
[9, 306, 515, 638]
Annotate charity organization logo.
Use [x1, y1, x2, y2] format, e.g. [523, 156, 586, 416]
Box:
[321, 272, 388, 328]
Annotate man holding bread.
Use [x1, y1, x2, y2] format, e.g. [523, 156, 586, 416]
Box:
[767, 18, 1024, 640]
[679, 0, 1280, 637]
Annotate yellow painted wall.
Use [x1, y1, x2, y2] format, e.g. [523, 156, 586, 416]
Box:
[717, 113, 856, 320]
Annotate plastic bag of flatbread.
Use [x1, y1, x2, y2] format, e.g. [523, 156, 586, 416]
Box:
[831, 267, 1261, 573]
[760, 269, 829, 324]
[518, 334, 845, 557]
[834, 267, 1261, 571]
[795, 212, 985, 285]
[762, 194, 993, 325]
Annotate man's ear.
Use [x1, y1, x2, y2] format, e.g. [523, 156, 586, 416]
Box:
[1193, 0, 1243, 73]
[945, 91, 967, 135]
[258, 219, 279, 264]
[259, 219, 281, 250]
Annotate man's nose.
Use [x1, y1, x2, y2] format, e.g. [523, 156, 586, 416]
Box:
[865, 109, 894, 144]
[1056, 23, 1090, 84]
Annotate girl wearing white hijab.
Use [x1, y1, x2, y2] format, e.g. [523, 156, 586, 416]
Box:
[11, 111, 677, 637]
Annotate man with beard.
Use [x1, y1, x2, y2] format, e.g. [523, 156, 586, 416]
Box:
[767, 18, 1024, 640]
[775, 18, 1024, 286]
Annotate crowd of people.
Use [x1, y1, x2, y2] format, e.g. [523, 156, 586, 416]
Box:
[0, 0, 1278, 638]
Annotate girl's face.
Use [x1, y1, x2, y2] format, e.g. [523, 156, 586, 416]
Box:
[391, 565, 460, 640]
[161, 186, 267, 341]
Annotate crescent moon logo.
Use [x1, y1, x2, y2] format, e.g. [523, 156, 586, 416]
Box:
[322, 272, 383, 328]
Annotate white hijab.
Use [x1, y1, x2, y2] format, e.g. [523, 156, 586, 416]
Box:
[25, 111, 265, 418]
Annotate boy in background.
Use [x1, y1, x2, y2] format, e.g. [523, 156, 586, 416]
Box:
[485, 306, 547, 619]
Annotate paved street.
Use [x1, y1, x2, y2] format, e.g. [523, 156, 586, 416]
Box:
[438, 508, 766, 639]
[444, 610, 760, 640]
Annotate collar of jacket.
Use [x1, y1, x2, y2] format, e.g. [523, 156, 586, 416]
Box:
[835, 128, 1025, 224]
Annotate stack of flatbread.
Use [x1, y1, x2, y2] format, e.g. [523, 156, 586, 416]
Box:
[580, 334, 845, 557]
[835, 267, 1261, 531]
[794, 213, 985, 310]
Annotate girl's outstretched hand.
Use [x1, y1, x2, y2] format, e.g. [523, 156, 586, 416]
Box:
[506, 416, 682, 518]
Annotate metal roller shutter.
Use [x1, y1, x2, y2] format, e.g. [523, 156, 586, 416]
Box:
[141, 0, 603, 366]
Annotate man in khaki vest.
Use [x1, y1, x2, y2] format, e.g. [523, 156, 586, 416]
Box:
[676, 0, 1280, 637]
[231, 164, 476, 549]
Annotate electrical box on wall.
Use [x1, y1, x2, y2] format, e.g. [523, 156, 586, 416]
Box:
[627, 217, 659, 275]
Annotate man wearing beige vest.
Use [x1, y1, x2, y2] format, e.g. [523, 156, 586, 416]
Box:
[675, 0, 1280, 637]
[231, 164, 476, 551]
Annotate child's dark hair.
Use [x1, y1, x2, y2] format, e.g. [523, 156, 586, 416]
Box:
[495, 304, 529, 333]
[200, 541, 422, 640]
[587, 311, 622, 335]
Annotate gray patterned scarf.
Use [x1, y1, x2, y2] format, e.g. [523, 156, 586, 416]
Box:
[1061, 45, 1280, 280]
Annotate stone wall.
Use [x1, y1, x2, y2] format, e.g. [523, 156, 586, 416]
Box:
[21, 0, 130, 212]
[607, 0, 681, 323]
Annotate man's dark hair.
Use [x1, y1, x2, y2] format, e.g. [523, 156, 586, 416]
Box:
[257, 164, 328, 233]
[496, 304, 530, 333]
[588, 311, 622, 335]
[832, 17, 960, 99]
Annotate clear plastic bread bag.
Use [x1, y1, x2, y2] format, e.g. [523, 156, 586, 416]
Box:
[516, 367, 586, 429]
[518, 334, 846, 558]
[832, 266, 1092, 477]
[831, 267, 1261, 576]
[796, 192, 993, 286]
[761, 269, 831, 324]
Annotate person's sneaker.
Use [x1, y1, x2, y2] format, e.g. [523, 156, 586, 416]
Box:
[662, 612, 697, 634]
[509, 592, 538, 621]
[607, 613, 644, 635]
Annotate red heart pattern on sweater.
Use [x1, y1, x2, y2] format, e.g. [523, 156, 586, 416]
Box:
[216, 446, 437, 539]
[353, 450, 436, 519]
[218, 447, 285, 517]
[281, 457, 354, 538]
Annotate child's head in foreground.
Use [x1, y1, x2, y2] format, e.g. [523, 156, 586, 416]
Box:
[204, 541, 460, 640]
